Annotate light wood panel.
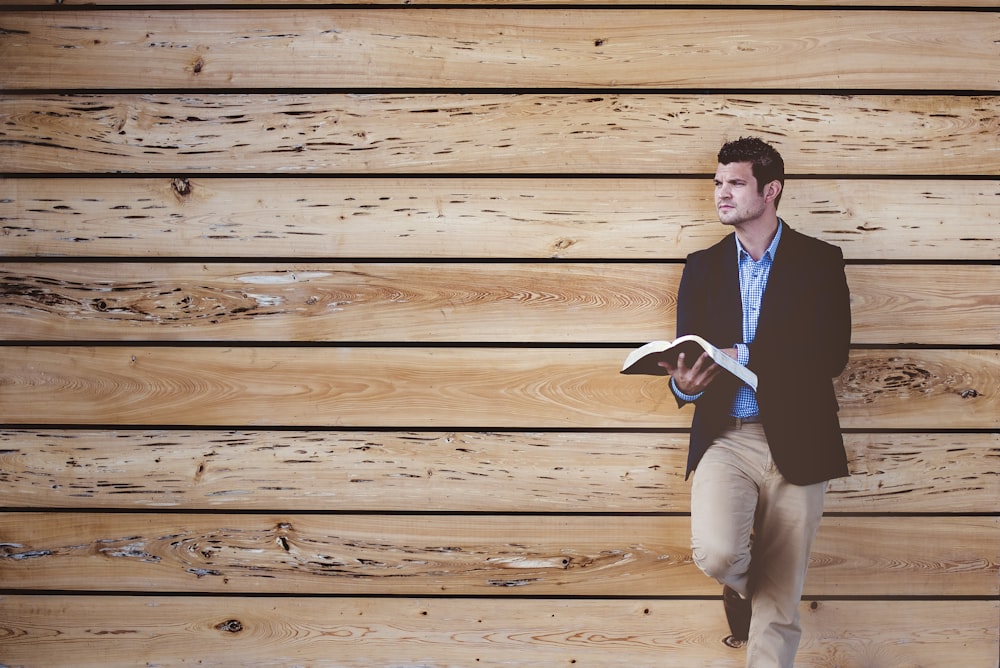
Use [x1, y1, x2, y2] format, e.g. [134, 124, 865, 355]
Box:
[0, 262, 676, 344]
[2, 263, 997, 344]
[3, 94, 998, 175]
[849, 265, 1000, 344]
[2, 10, 997, 90]
[1, 347, 996, 429]
[835, 350, 998, 429]
[3, 177, 997, 261]
[0, 596, 996, 668]
[0, 430, 995, 514]
[1, 513, 994, 596]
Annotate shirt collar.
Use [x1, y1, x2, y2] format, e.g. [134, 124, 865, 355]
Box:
[736, 218, 783, 262]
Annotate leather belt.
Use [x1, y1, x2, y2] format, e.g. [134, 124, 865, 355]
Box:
[727, 415, 761, 427]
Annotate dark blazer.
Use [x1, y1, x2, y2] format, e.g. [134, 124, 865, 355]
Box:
[675, 221, 852, 486]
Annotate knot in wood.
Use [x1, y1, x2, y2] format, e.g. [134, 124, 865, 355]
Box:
[840, 357, 934, 403]
[216, 619, 243, 634]
[171, 178, 193, 198]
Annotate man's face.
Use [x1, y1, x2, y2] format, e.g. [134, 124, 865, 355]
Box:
[713, 161, 768, 227]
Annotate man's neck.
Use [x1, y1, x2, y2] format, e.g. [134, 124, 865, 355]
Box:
[735, 216, 781, 261]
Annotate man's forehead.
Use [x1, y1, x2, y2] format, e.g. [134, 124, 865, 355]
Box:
[714, 161, 756, 181]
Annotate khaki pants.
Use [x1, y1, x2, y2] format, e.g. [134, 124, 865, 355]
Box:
[690, 423, 827, 668]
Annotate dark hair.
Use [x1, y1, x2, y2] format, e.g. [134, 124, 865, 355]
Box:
[718, 137, 785, 208]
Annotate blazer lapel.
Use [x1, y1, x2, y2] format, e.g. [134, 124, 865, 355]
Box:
[711, 234, 743, 345]
[756, 222, 802, 341]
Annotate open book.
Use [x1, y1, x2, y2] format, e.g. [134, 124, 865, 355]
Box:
[620, 334, 758, 391]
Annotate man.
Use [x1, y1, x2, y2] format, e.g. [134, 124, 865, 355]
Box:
[660, 137, 851, 666]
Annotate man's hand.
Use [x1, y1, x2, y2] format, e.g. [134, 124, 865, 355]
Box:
[659, 347, 738, 396]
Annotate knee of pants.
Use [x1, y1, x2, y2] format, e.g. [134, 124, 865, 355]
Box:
[692, 543, 748, 582]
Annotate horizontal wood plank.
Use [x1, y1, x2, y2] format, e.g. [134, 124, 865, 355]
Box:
[2, 10, 996, 90]
[836, 349, 998, 429]
[0, 430, 995, 513]
[0, 513, 994, 595]
[2, 94, 998, 175]
[1, 347, 996, 429]
[0, 595, 996, 668]
[3, 177, 997, 261]
[2, 262, 678, 343]
[2, 263, 997, 345]
[849, 265, 1000, 345]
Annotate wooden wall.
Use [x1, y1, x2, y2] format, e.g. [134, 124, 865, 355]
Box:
[1, 0, 998, 665]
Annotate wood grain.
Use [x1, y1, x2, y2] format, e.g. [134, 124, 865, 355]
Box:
[847, 265, 1000, 345]
[2, 262, 997, 345]
[3, 94, 998, 175]
[0, 595, 996, 668]
[2, 10, 997, 90]
[835, 349, 1000, 430]
[3, 177, 997, 261]
[0, 513, 994, 595]
[0, 430, 995, 514]
[0, 347, 996, 429]
[0, 262, 676, 344]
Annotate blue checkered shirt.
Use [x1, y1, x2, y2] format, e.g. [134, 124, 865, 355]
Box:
[731, 222, 782, 418]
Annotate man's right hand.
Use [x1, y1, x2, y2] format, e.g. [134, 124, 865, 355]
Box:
[659, 351, 724, 395]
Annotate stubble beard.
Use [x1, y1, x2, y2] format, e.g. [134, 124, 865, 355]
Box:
[716, 198, 767, 228]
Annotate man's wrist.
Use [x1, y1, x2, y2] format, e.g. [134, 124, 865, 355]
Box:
[671, 376, 704, 402]
[734, 343, 750, 366]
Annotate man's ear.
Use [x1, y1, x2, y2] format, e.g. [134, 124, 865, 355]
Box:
[764, 179, 782, 204]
